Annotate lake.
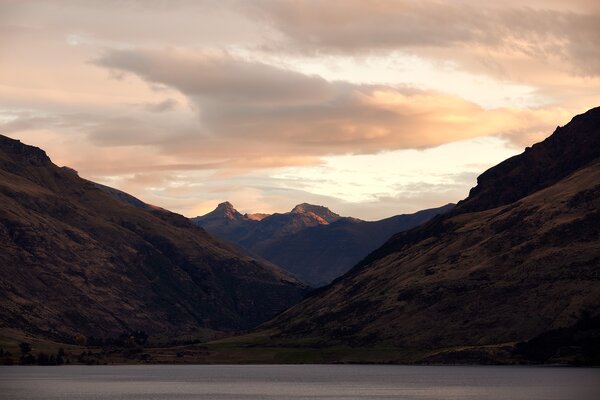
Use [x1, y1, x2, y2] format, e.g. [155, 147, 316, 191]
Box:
[0, 364, 598, 399]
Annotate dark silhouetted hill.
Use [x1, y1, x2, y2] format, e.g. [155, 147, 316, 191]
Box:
[0, 135, 307, 342]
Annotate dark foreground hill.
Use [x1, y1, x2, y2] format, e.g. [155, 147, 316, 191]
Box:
[0, 135, 306, 342]
[193, 202, 453, 286]
[256, 106, 600, 364]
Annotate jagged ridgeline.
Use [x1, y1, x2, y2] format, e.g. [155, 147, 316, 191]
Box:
[193, 201, 453, 286]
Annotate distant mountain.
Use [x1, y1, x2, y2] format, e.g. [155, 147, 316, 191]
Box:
[193, 202, 453, 286]
[261, 106, 600, 364]
[290, 203, 341, 223]
[0, 135, 307, 342]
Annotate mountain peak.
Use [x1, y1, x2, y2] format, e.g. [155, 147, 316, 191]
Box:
[0, 135, 51, 167]
[291, 203, 340, 223]
[216, 201, 235, 210]
[291, 202, 331, 214]
[214, 201, 243, 220]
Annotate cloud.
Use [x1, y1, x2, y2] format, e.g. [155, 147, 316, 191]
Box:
[96, 49, 333, 105]
[243, 0, 600, 76]
[92, 48, 572, 162]
[144, 98, 178, 113]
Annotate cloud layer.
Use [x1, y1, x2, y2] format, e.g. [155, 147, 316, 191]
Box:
[93, 48, 574, 157]
[246, 0, 600, 75]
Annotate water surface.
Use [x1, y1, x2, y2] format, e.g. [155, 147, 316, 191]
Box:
[1, 364, 598, 399]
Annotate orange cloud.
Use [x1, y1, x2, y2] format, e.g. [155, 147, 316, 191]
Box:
[91, 48, 580, 157]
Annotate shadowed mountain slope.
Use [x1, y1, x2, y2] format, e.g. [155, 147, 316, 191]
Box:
[258, 205, 454, 286]
[193, 202, 453, 286]
[0, 135, 307, 342]
[457, 108, 600, 213]
[261, 107, 600, 363]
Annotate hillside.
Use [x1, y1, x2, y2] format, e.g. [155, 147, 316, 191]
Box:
[259, 107, 600, 364]
[0, 135, 307, 343]
[193, 203, 453, 286]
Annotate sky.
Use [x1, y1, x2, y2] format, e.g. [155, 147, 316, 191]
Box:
[1, 0, 599, 220]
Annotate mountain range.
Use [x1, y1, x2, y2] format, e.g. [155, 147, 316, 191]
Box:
[193, 202, 453, 286]
[0, 135, 307, 342]
[1, 106, 598, 365]
[256, 106, 600, 364]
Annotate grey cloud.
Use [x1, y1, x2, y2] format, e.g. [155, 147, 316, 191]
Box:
[243, 0, 600, 75]
[87, 116, 166, 146]
[144, 98, 178, 113]
[0, 111, 172, 148]
[95, 49, 333, 105]
[0, 111, 102, 133]
[245, 0, 491, 50]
